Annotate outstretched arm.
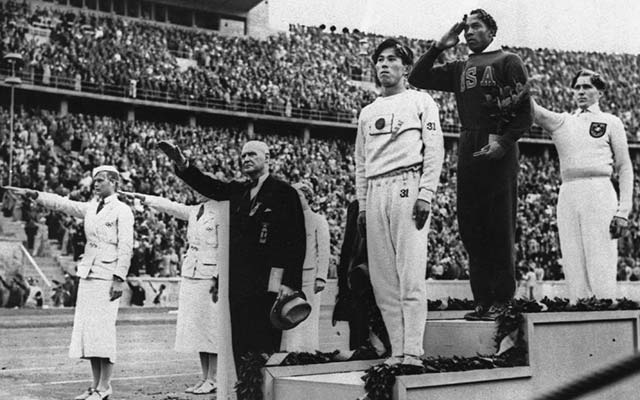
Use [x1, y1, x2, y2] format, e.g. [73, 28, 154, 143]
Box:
[531, 98, 565, 134]
[122, 192, 192, 221]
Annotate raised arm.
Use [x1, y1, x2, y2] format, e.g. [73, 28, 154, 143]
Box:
[36, 192, 89, 219]
[159, 140, 243, 201]
[408, 21, 466, 92]
[532, 98, 566, 135]
[141, 193, 192, 221]
[176, 165, 245, 201]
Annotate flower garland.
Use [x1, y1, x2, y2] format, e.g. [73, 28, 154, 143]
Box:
[361, 297, 640, 400]
[234, 297, 640, 400]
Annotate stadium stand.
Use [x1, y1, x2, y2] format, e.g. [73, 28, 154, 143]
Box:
[1, 1, 639, 139]
[2, 107, 640, 284]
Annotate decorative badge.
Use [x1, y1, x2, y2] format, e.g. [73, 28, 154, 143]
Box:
[589, 122, 607, 138]
[259, 222, 270, 244]
[369, 114, 394, 135]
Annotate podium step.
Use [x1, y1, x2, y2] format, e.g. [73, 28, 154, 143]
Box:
[424, 319, 497, 357]
[275, 371, 365, 400]
[267, 311, 640, 400]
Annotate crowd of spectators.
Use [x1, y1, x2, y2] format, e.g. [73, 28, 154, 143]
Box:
[2, 106, 640, 282]
[1, 1, 639, 138]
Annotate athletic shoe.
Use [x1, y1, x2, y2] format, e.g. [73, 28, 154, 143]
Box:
[192, 379, 216, 394]
[73, 388, 94, 400]
[185, 379, 206, 393]
[383, 356, 403, 366]
[402, 355, 424, 367]
[86, 385, 111, 400]
[464, 305, 488, 321]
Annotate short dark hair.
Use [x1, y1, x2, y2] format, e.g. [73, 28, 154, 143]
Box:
[470, 9, 498, 35]
[371, 38, 414, 66]
[570, 69, 606, 91]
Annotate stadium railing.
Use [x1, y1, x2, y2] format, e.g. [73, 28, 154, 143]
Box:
[0, 67, 628, 142]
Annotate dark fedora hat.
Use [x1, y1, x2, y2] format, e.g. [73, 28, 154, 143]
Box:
[270, 291, 312, 331]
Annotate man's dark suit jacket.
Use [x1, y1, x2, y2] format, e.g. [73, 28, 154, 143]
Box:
[176, 165, 306, 357]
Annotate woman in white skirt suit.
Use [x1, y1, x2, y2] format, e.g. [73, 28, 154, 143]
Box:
[123, 191, 221, 394]
[8, 165, 134, 400]
[281, 182, 330, 352]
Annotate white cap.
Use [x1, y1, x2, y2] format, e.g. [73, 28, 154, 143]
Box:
[92, 165, 120, 178]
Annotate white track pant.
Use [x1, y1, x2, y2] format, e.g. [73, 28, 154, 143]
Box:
[557, 178, 618, 301]
[366, 170, 429, 357]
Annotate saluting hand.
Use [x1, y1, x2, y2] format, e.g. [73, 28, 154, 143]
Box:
[158, 140, 188, 171]
[3, 186, 38, 199]
[412, 199, 431, 230]
[435, 15, 468, 50]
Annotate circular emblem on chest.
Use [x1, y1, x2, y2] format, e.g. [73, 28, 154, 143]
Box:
[589, 122, 607, 138]
[375, 118, 386, 130]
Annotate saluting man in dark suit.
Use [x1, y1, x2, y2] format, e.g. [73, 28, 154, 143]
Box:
[160, 140, 306, 363]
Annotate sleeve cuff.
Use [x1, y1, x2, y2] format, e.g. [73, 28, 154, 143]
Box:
[418, 188, 434, 203]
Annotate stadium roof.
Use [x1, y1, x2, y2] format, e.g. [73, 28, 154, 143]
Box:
[172, 0, 264, 13]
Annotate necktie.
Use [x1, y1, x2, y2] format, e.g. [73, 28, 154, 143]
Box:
[196, 204, 205, 220]
[96, 199, 105, 214]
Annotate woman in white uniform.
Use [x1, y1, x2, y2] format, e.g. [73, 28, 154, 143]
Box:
[122, 191, 221, 394]
[8, 166, 134, 400]
[280, 182, 330, 352]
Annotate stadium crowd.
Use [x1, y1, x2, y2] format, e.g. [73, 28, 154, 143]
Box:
[2, 107, 640, 284]
[1, 0, 639, 138]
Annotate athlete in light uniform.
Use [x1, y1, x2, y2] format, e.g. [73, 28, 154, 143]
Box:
[355, 38, 445, 366]
[532, 69, 634, 301]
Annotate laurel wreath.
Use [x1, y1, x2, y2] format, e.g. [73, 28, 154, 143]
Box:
[234, 297, 639, 400]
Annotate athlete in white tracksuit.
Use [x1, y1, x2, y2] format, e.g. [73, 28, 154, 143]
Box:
[355, 39, 444, 364]
[532, 70, 634, 301]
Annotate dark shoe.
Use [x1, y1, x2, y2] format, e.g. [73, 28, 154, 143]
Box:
[464, 305, 488, 321]
[481, 303, 507, 321]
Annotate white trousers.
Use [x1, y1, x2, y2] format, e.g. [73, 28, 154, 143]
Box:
[557, 178, 618, 301]
[366, 170, 429, 357]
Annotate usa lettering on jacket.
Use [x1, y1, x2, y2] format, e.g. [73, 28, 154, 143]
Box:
[460, 65, 497, 92]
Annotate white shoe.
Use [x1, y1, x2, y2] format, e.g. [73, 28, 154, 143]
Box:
[88, 385, 112, 400]
[185, 379, 205, 393]
[383, 356, 403, 366]
[402, 355, 423, 367]
[192, 379, 216, 394]
[74, 388, 94, 400]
